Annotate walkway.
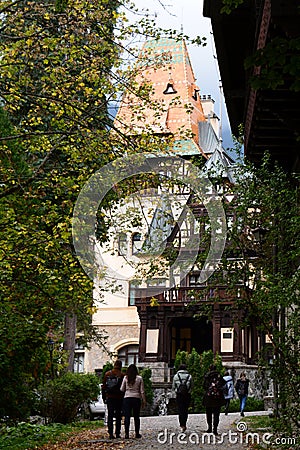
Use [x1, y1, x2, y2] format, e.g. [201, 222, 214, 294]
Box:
[41, 411, 269, 449]
[121, 411, 269, 450]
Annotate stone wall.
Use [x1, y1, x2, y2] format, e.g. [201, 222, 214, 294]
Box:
[223, 364, 273, 400]
[145, 364, 273, 416]
[85, 324, 139, 373]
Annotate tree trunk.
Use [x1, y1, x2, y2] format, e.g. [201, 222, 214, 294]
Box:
[63, 312, 77, 372]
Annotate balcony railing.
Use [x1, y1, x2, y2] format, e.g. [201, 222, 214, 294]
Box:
[132, 285, 232, 306]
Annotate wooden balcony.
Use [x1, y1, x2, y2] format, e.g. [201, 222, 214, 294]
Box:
[133, 285, 234, 307]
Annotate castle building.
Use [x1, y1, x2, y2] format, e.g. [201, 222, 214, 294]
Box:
[84, 38, 261, 388]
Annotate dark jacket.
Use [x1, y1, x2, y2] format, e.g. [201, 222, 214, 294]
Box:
[102, 368, 124, 401]
[203, 370, 226, 408]
[235, 378, 249, 397]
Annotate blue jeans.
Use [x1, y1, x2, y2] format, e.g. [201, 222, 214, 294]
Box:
[239, 395, 247, 412]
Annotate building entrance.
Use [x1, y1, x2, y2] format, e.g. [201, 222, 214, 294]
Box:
[170, 317, 213, 366]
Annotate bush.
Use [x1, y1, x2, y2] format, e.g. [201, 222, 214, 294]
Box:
[174, 349, 224, 413]
[36, 373, 100, 424]
[0, 376, 36, 424]
[228, 397, 265, 413]
[0, 420, 103, 450]
[140, 368, 153, 405]
[100, 362, 113, 382]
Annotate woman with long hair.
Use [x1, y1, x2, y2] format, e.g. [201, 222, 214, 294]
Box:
[120, 364, 146, 439]
[235, 372, 249, 417]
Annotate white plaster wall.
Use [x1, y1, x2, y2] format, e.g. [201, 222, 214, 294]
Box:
[85, 187, 195, 372]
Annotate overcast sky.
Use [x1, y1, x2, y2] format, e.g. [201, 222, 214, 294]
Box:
[131, 0, 235, 150]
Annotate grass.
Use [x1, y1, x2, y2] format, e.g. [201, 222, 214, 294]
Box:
[243, 415, 273, 430]
[0, 420, 104, 450]
[238, 415, 298, 450]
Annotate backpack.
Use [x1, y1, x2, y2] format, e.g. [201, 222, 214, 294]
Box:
[206, 375, 223, 399]
[177, 373, 190, 396]
[105, 372, 122, 395]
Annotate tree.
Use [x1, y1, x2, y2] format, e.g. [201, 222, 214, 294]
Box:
[220, 154, 300, 435]
[0, 0, 207, 420]
[0, 0, 121, 419]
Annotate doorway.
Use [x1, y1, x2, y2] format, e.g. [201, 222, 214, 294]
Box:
[170, 316, 213, 366]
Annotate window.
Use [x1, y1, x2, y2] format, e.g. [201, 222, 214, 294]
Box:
[74, 353, 85, 373]
[147, 278, 166, 287]
[118, 232, 127, 256]
[129, 280, 142, 306]
[171, 327, 192, 359]
[118, 344, 139, 366]
[132, 233, 142, 254]
[73, 340, 85, 373]
[189, 273, 201, 286]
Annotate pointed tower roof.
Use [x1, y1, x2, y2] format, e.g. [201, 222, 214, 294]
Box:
[202, 143, 237, 183]
[114, 38, 207, 156]
[141, 194, 174, 255]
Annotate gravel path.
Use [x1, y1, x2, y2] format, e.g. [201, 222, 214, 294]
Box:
[121, 411, 270, 449]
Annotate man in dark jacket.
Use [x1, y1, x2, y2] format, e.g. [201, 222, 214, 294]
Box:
[203, 364, 226, 436]
[102, 359, 124, 439]
[172, 364, 193, 432]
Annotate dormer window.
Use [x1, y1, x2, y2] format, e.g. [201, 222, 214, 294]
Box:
[192, 89, 199, 100]
[132, 232, 142, 254]
[118, 232, 127, 256]
[163, 82, 177, 95]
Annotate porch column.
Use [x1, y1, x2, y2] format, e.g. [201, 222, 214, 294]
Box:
[138, 310, 147, 362]
[157, 309, 168, 362]
[213, 304, 221, 355]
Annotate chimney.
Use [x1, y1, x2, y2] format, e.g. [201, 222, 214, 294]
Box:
[200, 94, 219, 137]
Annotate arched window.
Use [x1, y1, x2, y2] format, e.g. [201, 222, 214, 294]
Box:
[118, 232, 127, 256]
[118, 344, 139, 366]
[132, 232, 142, 254]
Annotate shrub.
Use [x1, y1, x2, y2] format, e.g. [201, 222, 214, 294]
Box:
[100, 362, 113, 382]
[174, 349, 224, 413]
[0, 376, 36, 424]
[140, 368, 153, 405]
[227, 397, 265, 413]
[36, 372, 100, 424]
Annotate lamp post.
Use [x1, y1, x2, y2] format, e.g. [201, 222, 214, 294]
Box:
[47, 338, 55, 379]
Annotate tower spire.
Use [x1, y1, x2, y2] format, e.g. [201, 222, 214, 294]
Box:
[114, 38, 207, 156]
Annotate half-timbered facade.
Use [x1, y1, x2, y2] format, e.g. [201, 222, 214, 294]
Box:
[84, 38, 260, 382]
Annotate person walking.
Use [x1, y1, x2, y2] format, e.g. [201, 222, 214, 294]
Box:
[235, 372, 249, 417]
[223, 371, 234, 415]
[120, 364, 146, 439]
[102, 359, 125, 439]
[172, 364, 193, 432]
[203, 364, 226, 436]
